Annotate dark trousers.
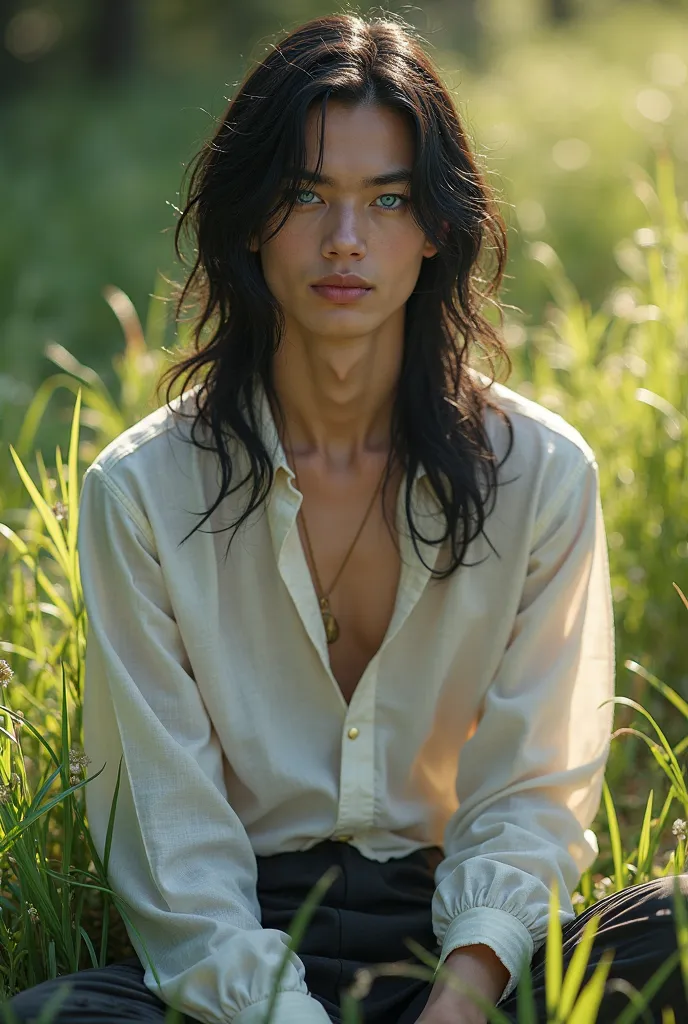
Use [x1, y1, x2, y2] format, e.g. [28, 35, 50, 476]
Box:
[2, 840, 687, 1023]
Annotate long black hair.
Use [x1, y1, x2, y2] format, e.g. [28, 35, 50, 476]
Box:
[158, 11, 516, 578]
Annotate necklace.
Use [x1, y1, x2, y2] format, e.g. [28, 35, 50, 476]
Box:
[283, 425, 386, 645]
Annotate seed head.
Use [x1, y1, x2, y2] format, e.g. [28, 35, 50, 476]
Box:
[68, 749, 91, 786]
[672, 819, 687, 842]
[52, 501, 68, 522]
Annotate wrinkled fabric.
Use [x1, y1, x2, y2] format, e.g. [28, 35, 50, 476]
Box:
[4, 846, 687, 1023]
[74, 371, 615, 1022]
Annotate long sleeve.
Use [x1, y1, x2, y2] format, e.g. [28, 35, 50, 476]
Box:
[78, 464, 331, 1024]
[431, 453, 615, 1006]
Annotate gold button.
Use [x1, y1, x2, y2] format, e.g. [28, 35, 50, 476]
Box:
[347, 727, 359, 740]
[335, 834, 353, 842]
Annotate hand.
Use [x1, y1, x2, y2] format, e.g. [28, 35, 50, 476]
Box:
[414, 971, 487, 1024]
[414, 944, 507, 1024]
[414, 989, 487, 1024]
[413, 962, 489, 1019]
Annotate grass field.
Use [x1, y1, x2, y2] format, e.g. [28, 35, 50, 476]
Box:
[0, 4, 687, 1017]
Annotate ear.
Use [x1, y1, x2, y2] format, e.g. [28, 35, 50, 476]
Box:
[249, 235, 260, 253]
[422, 219, 448, 259]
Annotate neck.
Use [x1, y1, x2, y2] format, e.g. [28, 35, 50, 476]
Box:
[270, 318, 403, 474]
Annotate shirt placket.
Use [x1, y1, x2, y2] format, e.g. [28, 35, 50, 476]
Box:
[267, 458, 444, 846]
[331, 668, 377, 842]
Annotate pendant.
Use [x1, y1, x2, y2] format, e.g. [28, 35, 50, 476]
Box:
[320, 597, 340, 644]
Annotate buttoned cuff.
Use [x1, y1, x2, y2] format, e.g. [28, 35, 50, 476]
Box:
[233, 989, 333, 1024]
[434, 905, 535, 1005]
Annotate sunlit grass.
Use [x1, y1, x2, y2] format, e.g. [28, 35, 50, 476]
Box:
[0, 146, 686, 1024]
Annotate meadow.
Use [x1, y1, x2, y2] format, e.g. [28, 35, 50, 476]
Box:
[0, 3, 687, 1020]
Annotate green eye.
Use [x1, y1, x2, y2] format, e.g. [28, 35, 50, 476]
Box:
[293, 190, 408, 208]
[376, 194, 406, 209]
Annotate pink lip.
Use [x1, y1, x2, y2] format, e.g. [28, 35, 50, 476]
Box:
[310, 285, 372, 303]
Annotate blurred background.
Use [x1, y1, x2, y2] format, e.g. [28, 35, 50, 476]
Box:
[0, 0, 687, 882]
[1, 0, 686, 445]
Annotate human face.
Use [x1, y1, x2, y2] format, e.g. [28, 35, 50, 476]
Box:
[252, 101, 437, 342]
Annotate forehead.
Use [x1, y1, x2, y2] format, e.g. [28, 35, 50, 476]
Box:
[304, 101, 414, 179]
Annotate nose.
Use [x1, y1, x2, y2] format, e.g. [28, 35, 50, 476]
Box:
[321, 202, 367, 260]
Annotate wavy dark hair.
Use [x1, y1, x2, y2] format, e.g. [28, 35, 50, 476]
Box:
[158, 11, 517, 578]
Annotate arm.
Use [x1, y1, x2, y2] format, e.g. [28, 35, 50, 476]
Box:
[78, 464, 330, 1024]
[430, 453, 615, 1009]
[416, 945, 510, 1024]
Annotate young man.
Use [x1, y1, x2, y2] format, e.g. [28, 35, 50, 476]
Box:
[6, 12, 687, 1024]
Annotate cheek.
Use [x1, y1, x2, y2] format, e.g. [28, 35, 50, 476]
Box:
[260, 234, 303, 288]
[269, 225, 300, 256]
[383, 227, 431, 273]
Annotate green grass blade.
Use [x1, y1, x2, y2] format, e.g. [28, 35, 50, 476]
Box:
[77, 926, 99, 971]
[7, 446, 70, 574]
[624, 661, 688, 721]
[603, 779, 627, 890]
[566, 949, 615, 1024]
[558, 913, 601, 1019]
[0, 766, 105, 854]
[67, 389, 82, 595]
[601, 697, 684, 797]
[636, 790, 654, 877]
[612, 948, 681, 1024]
[671, 871, 688, 1005]
[545, 876, 563, 1018]
[13, 375, 73, 462]
[262, 865, 341, 1024]
[515, 953, 538, 1024]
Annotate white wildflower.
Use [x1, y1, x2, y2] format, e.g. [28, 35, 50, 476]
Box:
[672, 819, 687, 842]
[68, 749, 91, 786]
[69, 749, 91, 774]
[52, 500, 68, 522]
[593, 876, 613, 901]
[0, 661, 14, 687]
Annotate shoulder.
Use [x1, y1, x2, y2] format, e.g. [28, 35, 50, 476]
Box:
[470, 367, 596, 473]
[467, 369, 599, 535]
[82, 384, 203, 480]
[79, 386, 208, 531]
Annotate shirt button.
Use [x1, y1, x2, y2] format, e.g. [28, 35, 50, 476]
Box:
[335, 834, 353, 842]
[347, 727, 359, 740]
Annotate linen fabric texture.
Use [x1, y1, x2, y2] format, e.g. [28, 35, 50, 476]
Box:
[76, 370, 616, 1024]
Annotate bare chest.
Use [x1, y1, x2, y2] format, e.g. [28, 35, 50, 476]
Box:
[294, 467, 403, 705]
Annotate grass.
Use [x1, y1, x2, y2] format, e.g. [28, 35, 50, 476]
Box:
[0, 135, 687, 1024]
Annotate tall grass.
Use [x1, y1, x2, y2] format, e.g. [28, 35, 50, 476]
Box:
[507, 148, 688, 737]
[0, 151, 686, 1022]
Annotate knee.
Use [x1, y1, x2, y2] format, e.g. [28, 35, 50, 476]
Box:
[0, 996, 28, 1023]
[0, 993, 30, 1023]
[0, 977, 77, 1024]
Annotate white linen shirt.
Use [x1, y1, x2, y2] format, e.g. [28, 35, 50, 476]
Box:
[78, 370, 615, 1024]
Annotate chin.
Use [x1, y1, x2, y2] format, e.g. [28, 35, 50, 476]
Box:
[299, 312, 381, 333]
[314, 321, 382, 339]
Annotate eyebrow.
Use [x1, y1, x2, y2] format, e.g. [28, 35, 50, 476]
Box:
[292, 169, 412, 188]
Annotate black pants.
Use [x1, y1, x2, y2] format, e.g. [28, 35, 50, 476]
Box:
[2, 840, 687, 1023]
